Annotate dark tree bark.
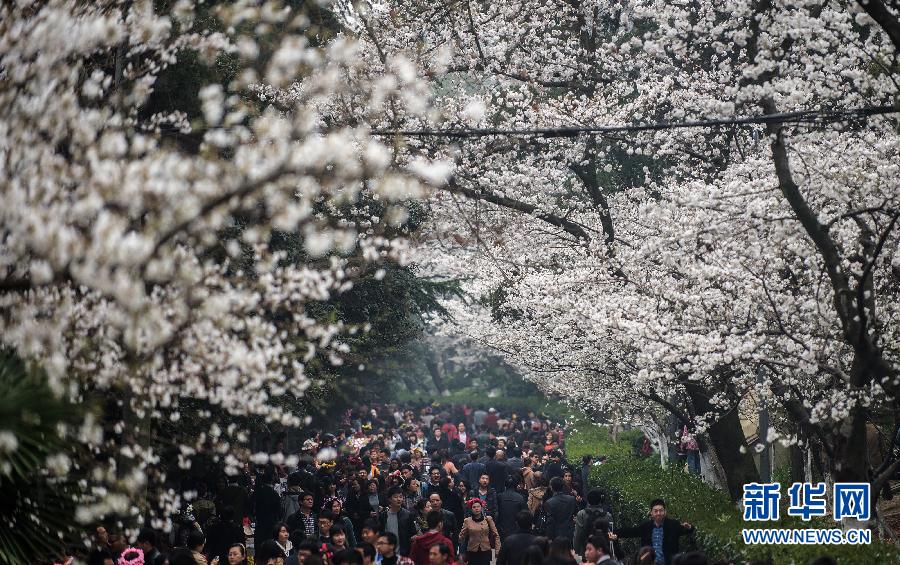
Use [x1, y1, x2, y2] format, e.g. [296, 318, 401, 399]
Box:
[684, 383, 758, 501]
[424, 354, 447, 394]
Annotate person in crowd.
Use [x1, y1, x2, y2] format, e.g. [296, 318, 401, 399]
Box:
[367, 480, 383, 513]
[427, 543, 453, 565]
[561, 470, 582, 506]
[484, 448, 509, 494]
[455, 480, 471, 515]
[427, 428, 449, 454]
[169, 548, 198, 565]
[506, 449, 524, 473]
[286, 539, 322, 565]
[88, 525, 111, 565]
[579, 456, 593, 498]
[317, 511, 336, 545]
[543, 477, 577, 541]
[496, 511, 537, 565]
[470, 474, 498, 518]
[609, 499, 693, 565]
[187, 530, 209, 565]
[484, 409, 499, 431]
[404, 478, 424, 513]
[496, 475, 528, 540]
[379, 486, 417, 556]
[533, 536, 550, 558]
[527, 474, 548, 515]
[679, 427, 701, 476]
[375, 532, 416, 565]
[413, 498, 433, 535]
[472, 408, 488, 430]
[438, 477, 464, 530]
[331, 523, 350, 552]
[256, 470, 284, 552]
[543, 451, 565, 482]
[205, 506, 244, 564]
[458, 499, 500, 565]
[136, 527, 167, 565]
[441, 420, 459, 444]
[356, 542, 377, 565]
[256, 539, 287, 565]
[583, 535, 618, 565]
[427, 492, 458, 543]
[460, 452, 485, 491]
[107, 530, 128, 563]
[409, 510, 456, 565]
[226, 543, 248, 565]
[283, 474, 306, 521]
[287, 492, 318, 539]
[274, 523, 293, 556]
[89, 406, 580, 565]
[545, 537, 576, 565]
[456, 424, 469, 451]
[522, 545, 545, 565]
[346, 477, 376, 532]
[194, 483, 217, 528]
[425, 467, 444, 499]
[359, 519, 381, 546]
[326, 497, 358, 548]
[333, 549, 364, 565]
[442, 452, 460, 474]
[574, 490, 613, 555]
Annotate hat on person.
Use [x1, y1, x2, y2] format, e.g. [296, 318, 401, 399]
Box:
[488, 408, 497, 413]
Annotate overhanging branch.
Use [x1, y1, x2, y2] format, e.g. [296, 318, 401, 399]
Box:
[444, 178, 592, 242]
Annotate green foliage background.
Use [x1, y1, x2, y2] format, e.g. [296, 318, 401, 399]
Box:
[565, 420, 900, 565]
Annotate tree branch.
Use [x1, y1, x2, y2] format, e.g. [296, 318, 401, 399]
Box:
[444, 178, 592, 242]
[857, 0, 900, 52]
[638, 391, 692, 427]
[149, 164, 288, 262]
[762, 97, 857, 343]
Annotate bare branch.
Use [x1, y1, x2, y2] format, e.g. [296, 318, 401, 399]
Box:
[856, 0, 900, 52]
[444, 178, 592, 242]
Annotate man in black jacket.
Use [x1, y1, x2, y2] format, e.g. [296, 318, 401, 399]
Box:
[379, 486, 417, 556]
[286, 491, 317, 539]
[427, 492, 458, 545]
[496, 511, 537, 565]
[254, 471, 282, 552]
[496, 476, 528, 540]
[485, 448, 510, 493]
[609, 499, 693, 565]
[543, 476, 578, 540]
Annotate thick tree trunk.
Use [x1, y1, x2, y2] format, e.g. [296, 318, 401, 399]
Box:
[685, 383, 758, 501]
[424, 355, 448, 394]
[831, 409, 870, 483]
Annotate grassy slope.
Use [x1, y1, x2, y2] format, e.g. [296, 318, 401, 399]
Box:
[566, 419, 900, 564]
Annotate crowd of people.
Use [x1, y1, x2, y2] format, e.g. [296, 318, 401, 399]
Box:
[82, 403, 709, 565]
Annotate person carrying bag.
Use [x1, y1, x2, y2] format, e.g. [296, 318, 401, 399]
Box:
[458, 498, 500, 565]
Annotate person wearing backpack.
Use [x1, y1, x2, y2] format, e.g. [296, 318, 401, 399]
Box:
[281, 475, 303, 521]
[573, 490, 612, 555]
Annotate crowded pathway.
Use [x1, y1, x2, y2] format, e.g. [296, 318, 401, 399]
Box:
[85, 404, 700, 565]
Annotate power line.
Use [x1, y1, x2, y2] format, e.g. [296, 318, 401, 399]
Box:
[371, 105, 899, 138]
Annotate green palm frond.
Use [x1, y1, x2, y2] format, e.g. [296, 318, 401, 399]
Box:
[0, 350, 85, 564]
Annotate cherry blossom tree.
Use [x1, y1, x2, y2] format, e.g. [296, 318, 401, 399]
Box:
[0, 0, 447, 555]
[347, 0, 900, 501]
